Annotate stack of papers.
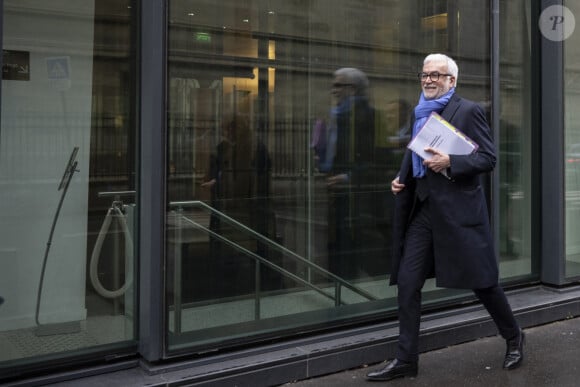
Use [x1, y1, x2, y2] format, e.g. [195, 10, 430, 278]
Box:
[407, 112, 478, 159]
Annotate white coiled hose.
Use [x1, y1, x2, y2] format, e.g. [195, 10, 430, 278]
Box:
[90, 206, 133, 298]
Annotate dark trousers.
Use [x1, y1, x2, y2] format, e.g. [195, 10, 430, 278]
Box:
[395, 199, 520, 363]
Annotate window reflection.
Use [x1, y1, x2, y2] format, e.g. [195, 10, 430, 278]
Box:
[565, 1, 580, 278]
[165, 0, 532, 353]
[496, 0, 534, 279]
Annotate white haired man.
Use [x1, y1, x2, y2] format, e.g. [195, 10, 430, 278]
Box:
[366, 54, 524, 382]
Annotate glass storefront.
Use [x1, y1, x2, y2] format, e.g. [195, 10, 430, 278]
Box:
[0, 0, 550, 382]
[565, 1, 580, 279]
[165, 0, 534, 354]
[0, 0, 137, 369]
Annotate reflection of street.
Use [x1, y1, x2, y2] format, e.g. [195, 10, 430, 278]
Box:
[565, 144, 580, 269]
[565, 144, 580, 257]
[565, 190, 580, 206]
[500, 184, 523, 258]
[570, 173, 580, 192]
[566, 187, 580, 274]
[566, 143, 580, 191]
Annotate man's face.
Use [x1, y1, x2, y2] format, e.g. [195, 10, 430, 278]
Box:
[331, 74, 354, 105]
[421, 60, 456, 100]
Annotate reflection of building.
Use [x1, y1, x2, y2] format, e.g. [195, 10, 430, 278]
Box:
[1, 1, 580, 385]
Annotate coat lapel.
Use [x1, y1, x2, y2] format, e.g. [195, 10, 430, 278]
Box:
[440, 94, 462, 122]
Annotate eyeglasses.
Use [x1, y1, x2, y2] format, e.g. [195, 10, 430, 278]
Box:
[417, 72, 453, 82]
[332, 82, 353, 88]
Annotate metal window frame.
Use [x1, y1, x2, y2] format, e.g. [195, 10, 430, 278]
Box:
[491, 0, 501, 260]
[139, 0, 167, 361]
[540, 0, 566, 285]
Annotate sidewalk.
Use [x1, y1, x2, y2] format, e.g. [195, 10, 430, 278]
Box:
[284, 316, 580, 387]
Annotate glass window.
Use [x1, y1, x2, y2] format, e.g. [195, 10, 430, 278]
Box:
[497, 0, 535, 281]
[565, 2, 580, 279]
[165, 0, 517, 354]
[0, 0, 137, 370]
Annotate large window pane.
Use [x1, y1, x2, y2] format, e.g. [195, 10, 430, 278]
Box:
[0, 0, 137, 369]
[166, 0, 495, 353]
[565, 1, 580, 279]
[497, 1, 535, 280]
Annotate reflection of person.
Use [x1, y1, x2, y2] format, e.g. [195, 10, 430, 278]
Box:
[367, 54, 524, 381]
[251, 134, 272, 241]
[320, 67, 382, 279]
[201, 120, 236, 232]
[199, 118, 253, 297]
[384, 99, 412, 147]
[201, 119, 252, 231]
[310, 117, 328, 168]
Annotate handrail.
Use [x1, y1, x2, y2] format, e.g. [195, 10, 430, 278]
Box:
[169, 200, 377, 303]
[176, 214, 339, 305]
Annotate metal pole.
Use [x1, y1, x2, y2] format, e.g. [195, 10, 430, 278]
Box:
[174, 208, 183, 334]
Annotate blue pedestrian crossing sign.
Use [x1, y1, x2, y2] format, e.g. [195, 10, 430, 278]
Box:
[47, 56, 71, 90]
[47, 57, 70, 80]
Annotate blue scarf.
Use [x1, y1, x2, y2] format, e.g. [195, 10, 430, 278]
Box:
[411, 88, 455, 177]
[319, 96, 367, 172]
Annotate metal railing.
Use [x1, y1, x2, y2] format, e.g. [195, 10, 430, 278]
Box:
[168, 200, 378, 334]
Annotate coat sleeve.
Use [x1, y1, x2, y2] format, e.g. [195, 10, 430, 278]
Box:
[448, 102, 496, 179]
[389, 149, 415, 285]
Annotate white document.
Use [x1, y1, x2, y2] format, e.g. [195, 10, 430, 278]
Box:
[407, 112, 478, 160]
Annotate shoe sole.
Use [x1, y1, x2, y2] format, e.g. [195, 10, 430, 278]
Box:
[366, 371, 418, 381]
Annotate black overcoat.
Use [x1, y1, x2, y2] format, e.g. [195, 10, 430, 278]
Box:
[390, 94, 499, 289]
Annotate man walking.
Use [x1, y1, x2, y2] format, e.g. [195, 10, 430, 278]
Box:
[366, 53, 524, 382]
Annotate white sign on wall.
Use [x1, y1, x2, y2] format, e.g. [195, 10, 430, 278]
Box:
[47, 56, 71, 90]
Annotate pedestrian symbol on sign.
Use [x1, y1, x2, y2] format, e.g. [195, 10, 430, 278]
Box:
[47, 57, 70, 79]
[46, 56, 71, 90]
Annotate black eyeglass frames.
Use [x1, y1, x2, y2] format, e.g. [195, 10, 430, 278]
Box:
[417, 72, 453, 81]
[331, 82, 353, 88]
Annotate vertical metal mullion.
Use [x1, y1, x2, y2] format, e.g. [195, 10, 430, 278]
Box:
[0, 0, 4, 117]
[530, 0, 543, 280]
[139, 0, 167, 361]
[491, 0, 501, 260]
[540, 0, 566, 285]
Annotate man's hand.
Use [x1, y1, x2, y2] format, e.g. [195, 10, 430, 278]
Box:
[201, 178, 216, 188]
[391, 177, 405, 195]
[327, 173, 348, 186]
[423, 147, 450, 173]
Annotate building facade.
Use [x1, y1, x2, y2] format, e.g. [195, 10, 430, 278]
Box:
[1, 0, 580, 385]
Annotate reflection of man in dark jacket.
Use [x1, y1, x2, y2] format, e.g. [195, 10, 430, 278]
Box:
[367, 54, 525, 381]
[321, 68, 383, 280]
[202, 120, 236, 232]
[201, 119, 252, 234]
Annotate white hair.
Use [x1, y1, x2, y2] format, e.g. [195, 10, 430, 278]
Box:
[334, 67, 369, 97]
[424, 53, 459, 86]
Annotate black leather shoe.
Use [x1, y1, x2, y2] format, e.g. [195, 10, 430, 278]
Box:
[503, 329, 525, 370]
[366, 359, 418, 381]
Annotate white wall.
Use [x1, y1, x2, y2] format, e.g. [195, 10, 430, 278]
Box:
[0, 1, 95, 329]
